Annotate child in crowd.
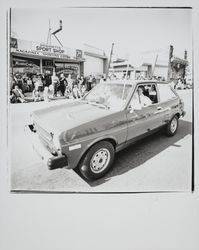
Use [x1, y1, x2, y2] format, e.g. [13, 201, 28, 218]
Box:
[81, 84, 87, 96]
[10, 85, 26, 103]
[72, 84, 82, 99]
[32, 85, 43, 102]
[43, 86, 50, 102]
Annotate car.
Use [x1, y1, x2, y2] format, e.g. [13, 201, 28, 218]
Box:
[25, 80, 186, 180]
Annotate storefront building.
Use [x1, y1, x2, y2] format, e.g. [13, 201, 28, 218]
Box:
[83, 44, 108, 77]
[10, 38, 85, 80]
[110, 59, 153, 80]
[135, 63, 152, 80]
[110, 59, 134, 79]
[11, 39, 107, 86]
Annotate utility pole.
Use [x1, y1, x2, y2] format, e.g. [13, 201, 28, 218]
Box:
[47, 20, 63, 47]
[183, 49, 188, 79]
[106, 43, 114, 78]
[167, 45, 173, 82]
[152, 54, 158, 77]
[52, 20, 63, 47]
[47, 19, 52, 46]
[184, 50, 187, 60]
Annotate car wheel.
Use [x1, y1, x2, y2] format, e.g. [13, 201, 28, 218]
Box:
[78, 141, 115, 180]
[165, 115, 179, 137]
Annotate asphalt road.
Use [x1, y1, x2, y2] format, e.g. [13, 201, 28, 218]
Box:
[10, 89, 193, 192]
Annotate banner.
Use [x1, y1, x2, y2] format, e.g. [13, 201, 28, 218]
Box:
[11, 38, 83, 60]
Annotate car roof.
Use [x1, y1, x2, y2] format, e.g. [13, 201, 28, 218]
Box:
[105, 79, 168, 85]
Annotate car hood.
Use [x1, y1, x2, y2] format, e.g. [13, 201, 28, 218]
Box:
[32, 100, 114, 134]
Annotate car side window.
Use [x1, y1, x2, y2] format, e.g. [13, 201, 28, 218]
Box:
[158, 84, 177, 102]
[129, 84, 158, 111]
[147, 84, 158, 104]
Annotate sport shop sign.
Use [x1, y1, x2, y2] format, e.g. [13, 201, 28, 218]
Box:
[11, 38, 82, 60]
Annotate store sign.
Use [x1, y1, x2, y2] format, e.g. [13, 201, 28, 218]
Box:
[76, 49, 82, 59]
[10, 37, 18, 49]
[35, 44, 65, 54]
[23, 67, 40, 73]
[11, 38, 82, 60]
[56, 63, 80, 75]
[55, 62, 79, 69]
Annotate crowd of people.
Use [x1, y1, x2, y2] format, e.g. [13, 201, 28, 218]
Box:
[10, 72, 105, 103]
[170, 78, 189, 90]
[10, 71, 190, 104]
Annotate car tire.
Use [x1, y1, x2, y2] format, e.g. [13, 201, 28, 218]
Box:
[165, 115, 179, 137]
[78, 141, 115, 180]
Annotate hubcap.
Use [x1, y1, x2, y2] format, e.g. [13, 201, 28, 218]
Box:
[170, 118, 177, 133]
[90, 148, 110, 173]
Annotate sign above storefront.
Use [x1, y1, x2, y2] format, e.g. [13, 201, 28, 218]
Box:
[76, 49, 83, 59]
[35, 44, 65, 54]
[10, 38, 84, 61]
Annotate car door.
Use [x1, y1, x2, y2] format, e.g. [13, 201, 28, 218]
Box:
[125, 83, 165, 142]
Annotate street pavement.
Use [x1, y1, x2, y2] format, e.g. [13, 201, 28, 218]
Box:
[10, 89, 193, 192]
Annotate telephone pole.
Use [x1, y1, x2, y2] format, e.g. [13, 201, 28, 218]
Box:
[46, 19, 52, 46]
[47, 20, 63, 47]
[106, 43, 115, 78]
[152, 54, 158, 77]
[51, 20, 63, 47]
[167, 45, 173, 82]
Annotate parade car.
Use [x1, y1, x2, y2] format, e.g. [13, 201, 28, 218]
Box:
[26, 80, 186, 180]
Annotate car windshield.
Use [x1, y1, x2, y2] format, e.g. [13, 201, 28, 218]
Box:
[83, 82, 132, 110]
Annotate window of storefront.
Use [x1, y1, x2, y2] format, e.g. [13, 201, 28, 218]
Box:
[42, 59, 54, 75]
[55, 62, 80, 78]
[12, 56, 40, 75]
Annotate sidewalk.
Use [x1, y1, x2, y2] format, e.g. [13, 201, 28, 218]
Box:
[23, 91, 71, 103]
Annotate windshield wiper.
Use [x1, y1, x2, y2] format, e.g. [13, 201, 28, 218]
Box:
[85, 100, 109, 109]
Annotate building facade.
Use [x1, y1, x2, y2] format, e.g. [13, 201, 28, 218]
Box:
[110, 59, 134, 79]
[83, 44, 108, 77]
[10, 38, 85, 77]
[110, 59, 152, 80]
[10, 38, 108, 82]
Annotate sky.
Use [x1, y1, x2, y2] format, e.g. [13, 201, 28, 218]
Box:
[11, 8, 192, 63]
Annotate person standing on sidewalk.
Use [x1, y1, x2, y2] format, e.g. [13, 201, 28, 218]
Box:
[59, 73, 67, 96]
[51, 72, 59, 97]
[87, 75, 93, 91]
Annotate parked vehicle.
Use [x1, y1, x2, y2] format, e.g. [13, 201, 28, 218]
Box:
[26, 80, 186, 180]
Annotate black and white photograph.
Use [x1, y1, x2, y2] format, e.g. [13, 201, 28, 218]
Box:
[1, 1, 199, 250]
[9, 7, 193, 193]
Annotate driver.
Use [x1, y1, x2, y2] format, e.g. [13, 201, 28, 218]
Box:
[130, 86, 152, 109]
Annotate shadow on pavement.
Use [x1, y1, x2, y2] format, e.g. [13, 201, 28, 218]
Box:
[83, 119, 192, 187]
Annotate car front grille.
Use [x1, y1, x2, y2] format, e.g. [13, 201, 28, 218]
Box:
[34, 121, 57, 155]
[35, 122, 52, 142]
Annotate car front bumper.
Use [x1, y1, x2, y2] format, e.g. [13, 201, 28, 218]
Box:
[24, 125, 68, 170]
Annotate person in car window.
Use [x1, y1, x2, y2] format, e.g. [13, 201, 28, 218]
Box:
[137, 86, 152, 107]
[149, 85, 157, 103]
[130, 86, 152, 109]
